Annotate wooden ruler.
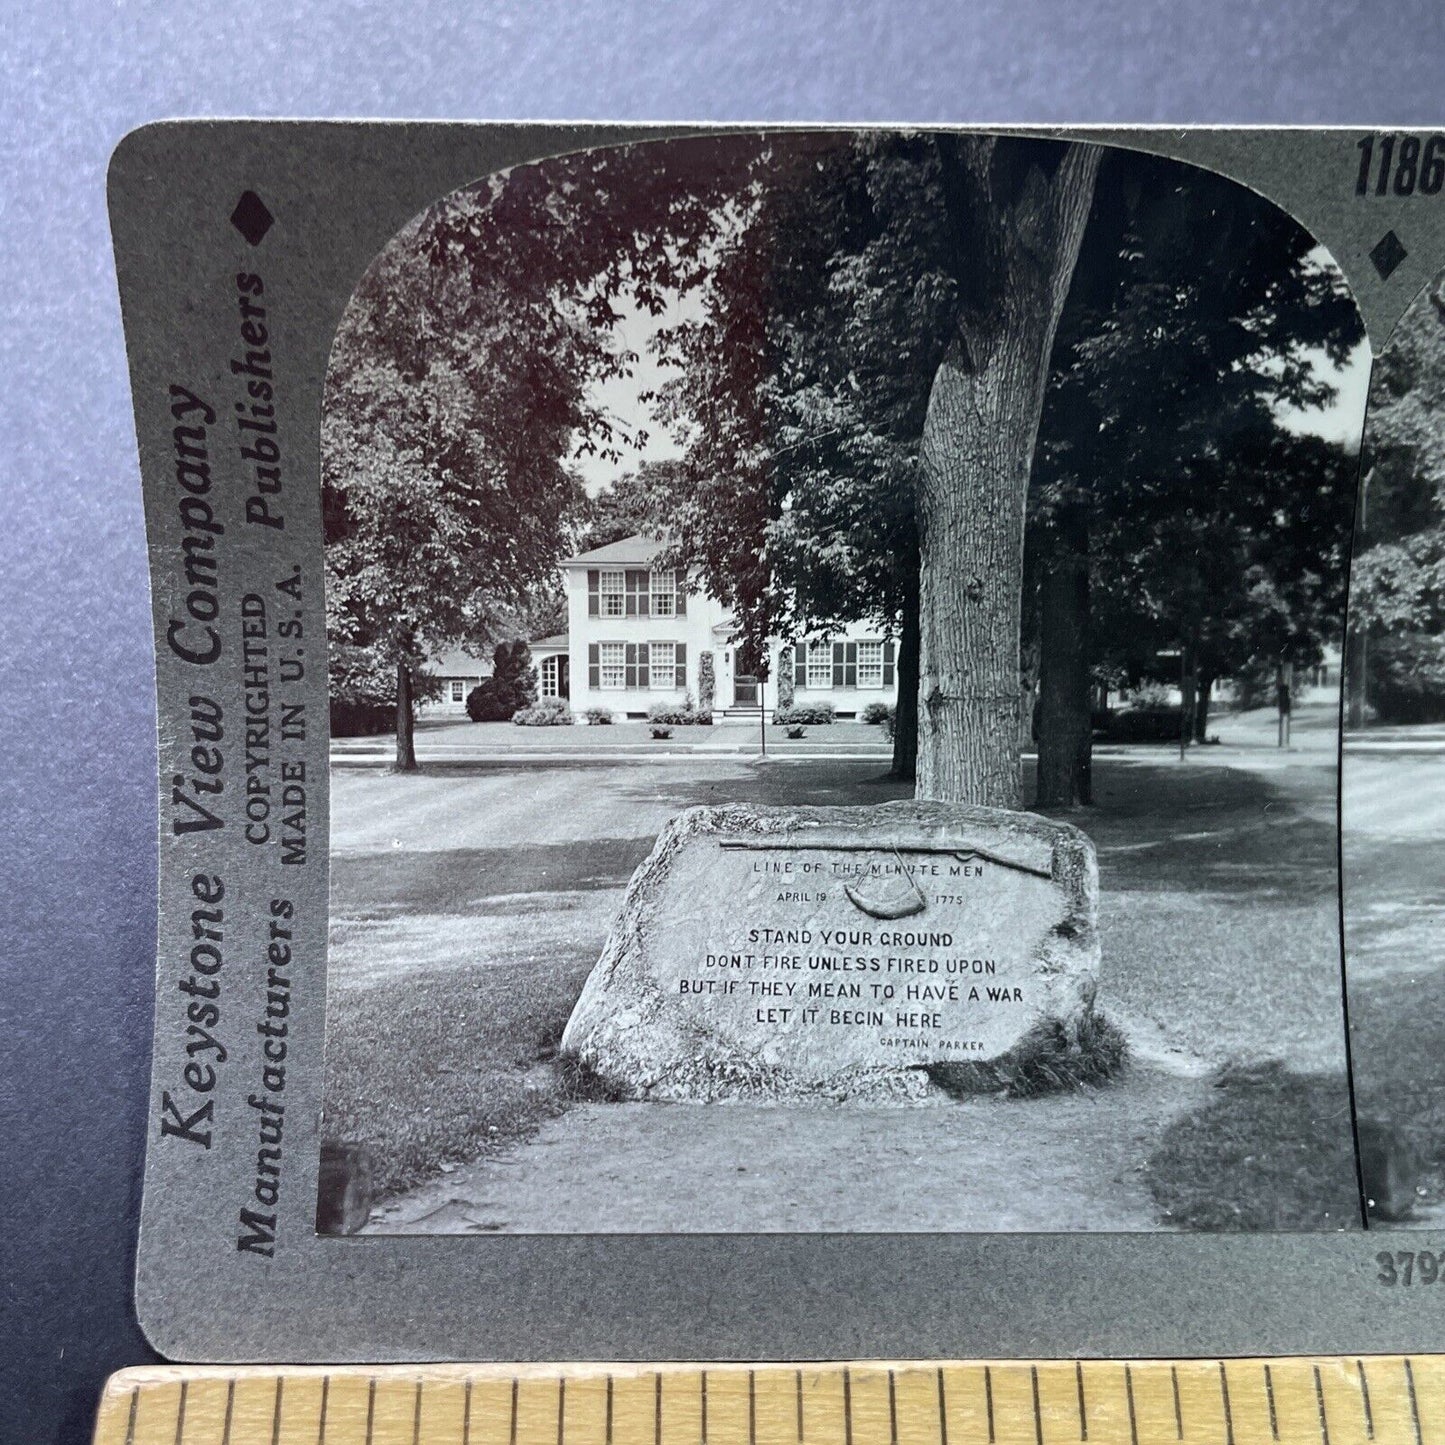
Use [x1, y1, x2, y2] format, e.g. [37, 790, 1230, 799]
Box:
[92, 1359, 1444, 1445]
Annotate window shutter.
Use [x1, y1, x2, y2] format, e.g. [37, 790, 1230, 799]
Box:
[625, 643, 638, 689]
[639, 651, 651, 690]
[883, 640, 895, 687]
[675, 642, 687, 690]
[588, 642, 600, 689]
[845, 641, 858, 689]
[625, 589, 637, 617]
[795, 642, 806, 687]
[675, 571, 687, 617]
[833, 641, 845, 688]
[587, 570, 599, 618]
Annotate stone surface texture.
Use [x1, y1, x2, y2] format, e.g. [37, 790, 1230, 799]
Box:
[561, 800, 1099, 1101]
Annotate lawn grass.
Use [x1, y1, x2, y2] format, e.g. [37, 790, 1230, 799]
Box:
[1144, 1061, 1362, 1231]
[322, 951, 593, 1201]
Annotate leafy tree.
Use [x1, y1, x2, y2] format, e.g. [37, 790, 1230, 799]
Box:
[1348, 276, 1445, 723]
[1028, 156, 1365, 800]
[324, 138, 756, 768]
[650, 133, 1099, 801]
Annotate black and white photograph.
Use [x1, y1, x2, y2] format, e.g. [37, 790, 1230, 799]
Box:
[1343, 264, 1445, 1229]
[316, 132, 1372, 1237]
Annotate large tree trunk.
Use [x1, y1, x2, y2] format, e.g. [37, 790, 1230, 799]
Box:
[1035, 520, 1092, 807]
[917, 140, 1101, 808]
[891, 582, 921, 781]
[394, 659, 419, 772]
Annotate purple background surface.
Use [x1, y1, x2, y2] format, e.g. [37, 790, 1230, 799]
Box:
[4, 2, 1444, 1439]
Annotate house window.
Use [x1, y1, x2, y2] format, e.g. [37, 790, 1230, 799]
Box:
[857, 641, 884, 688]
[450, 680, 465, 703]
[540, 657, 560, 697]
[807, 642, 834, 689]
[600, 569, 625, 617]
[599, 642, 626, 690]
[650, 569, 676, 617]
[650, 641, 676, 683]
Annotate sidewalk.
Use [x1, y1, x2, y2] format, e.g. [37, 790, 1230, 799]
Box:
[332, 716, 895, 764]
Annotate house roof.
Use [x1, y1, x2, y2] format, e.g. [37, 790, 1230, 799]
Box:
[561, 533, 666, 567]
[427, 647, 492, 678]
[529, 633, 568, 651]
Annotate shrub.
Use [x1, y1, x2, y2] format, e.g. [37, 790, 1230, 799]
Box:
[773, 701, 835, 726]
[648, 694, 713, 726]
[466, 640, 538, 721]
[584, 707, 614, 725]
[786, 725, 806, 740]
[651, 726, 673, 739]
[861, 700, 895, 728]
[512, 697, 574, 726]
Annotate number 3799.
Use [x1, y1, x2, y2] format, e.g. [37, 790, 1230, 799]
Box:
[1356, 135, 1445, 197]
[1377, 1250, 1445, 1285]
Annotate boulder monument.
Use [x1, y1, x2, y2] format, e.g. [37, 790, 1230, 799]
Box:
[561, 800, 1101, 1101]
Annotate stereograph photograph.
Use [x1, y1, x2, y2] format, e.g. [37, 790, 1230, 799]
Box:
[315, 132, 1377, 1237]
[1343, 263, 1445, 1234]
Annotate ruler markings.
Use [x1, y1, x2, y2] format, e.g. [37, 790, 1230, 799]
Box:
[1406, 1361, 1425, 1445]
[91, 1360, 1445, 1445]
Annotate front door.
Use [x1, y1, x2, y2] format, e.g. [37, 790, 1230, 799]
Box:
[734, 676, 759, 706]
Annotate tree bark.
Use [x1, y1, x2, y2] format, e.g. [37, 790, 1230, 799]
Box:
[891, 583, 921, 782]
[917, 140, 1101, 808]
[1035, 523, 1092, 807]
[1193, 672, 1214, 744]
[395, 658, 419, 772]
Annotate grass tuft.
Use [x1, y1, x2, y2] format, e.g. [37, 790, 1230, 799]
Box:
[926, 1010, 1129, 1099]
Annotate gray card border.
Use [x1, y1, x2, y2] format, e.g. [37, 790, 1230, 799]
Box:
[110, 120, 1445, 1362]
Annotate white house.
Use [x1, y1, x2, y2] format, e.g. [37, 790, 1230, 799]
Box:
[557, 535, 900, 719]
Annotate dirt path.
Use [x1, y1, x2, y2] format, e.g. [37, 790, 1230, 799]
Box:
[365, 1069, 1204, 1234]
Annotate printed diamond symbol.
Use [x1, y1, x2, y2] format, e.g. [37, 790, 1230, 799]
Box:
[1370, 229, 1408, 281]
[230, 191, 274, 247]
